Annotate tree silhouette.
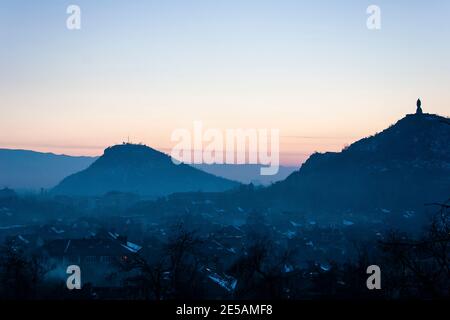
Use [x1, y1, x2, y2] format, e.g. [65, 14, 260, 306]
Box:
[0, 241, 46, 299]
[114, 224, 207, 299]
[379, 202, 450, 298]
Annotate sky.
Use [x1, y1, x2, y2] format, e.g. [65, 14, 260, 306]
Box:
[0, 0, 449, 166]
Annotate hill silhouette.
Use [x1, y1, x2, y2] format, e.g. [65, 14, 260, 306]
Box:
[52, 143, 239, 196]
[0, 148, 292, 189]
[267, 112, 450, 212]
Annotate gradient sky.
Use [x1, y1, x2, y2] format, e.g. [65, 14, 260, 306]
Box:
[1, 0, 449, 166]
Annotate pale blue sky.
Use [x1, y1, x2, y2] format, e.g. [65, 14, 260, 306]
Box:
[0, 0, 449, 164]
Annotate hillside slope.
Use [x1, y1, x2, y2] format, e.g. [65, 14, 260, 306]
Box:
[52, 144, 239, 196]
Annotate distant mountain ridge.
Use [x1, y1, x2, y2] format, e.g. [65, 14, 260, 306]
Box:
[267, 112, 450, 211]
[0, 148, 294, 191]
[193, 164, 297, 186]
[52, 143, 239, 196]
[0, 149, 96, 190]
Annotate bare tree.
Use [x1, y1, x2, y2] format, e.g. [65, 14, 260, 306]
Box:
[0, 241, 46, 299]
[115, 223, 206, 299]
[116, 254, 168, 300]
[379, 202, 450, 298]
[228, 237, 298, 299]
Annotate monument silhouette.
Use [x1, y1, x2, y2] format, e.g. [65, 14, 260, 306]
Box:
[416, 98, 423, 114]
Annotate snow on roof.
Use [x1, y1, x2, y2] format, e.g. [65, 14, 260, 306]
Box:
[208, 273, 237, 292]
[121, 241, 142, 253]
[18, 235, 29, 244]
[0, 225, 27, 230]
[108, 232, 119, 239]
[51, 227, 65, 234]
[305, 240, 314, 247]
[320, 263, 331, 272]
[284, 230, 296, 239]
[213, 240, 223, 248]
[64, 240, 71, 254]
[343, 220, 355, 226]
[283, 264, 294, 273]
[45, 238, 138, 256]
[226, 247, 236, 254]
[290, 221, 302, 227]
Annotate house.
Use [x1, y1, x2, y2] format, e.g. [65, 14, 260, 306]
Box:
[39, 235, 142, 286]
